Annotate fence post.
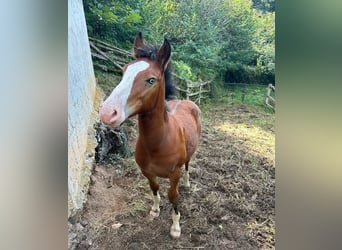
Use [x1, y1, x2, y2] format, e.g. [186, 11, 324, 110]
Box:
[265, 84, 275, 110]
[186, 81, 190, 100]
[242, 84, 247, 103]
[199, 83, 202, 105]
[172, 74, 209, 104]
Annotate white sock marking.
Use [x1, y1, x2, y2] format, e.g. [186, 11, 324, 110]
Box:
[184, 170, 190, 188]
[150, 192, 160, 217]
[170, 210, 181, 238]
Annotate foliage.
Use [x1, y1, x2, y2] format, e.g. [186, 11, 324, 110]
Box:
[84, 0, 275, 90]
[225, 64, 274, 84]
[220, 0, 258, 67]
[173, 60, 194, 80]
[83, 0, 144, 47]
[253, 11, 275, 74]
[252, 0, 275, 13]
[172, 0, 223, 80]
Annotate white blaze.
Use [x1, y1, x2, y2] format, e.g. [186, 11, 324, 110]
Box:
[102, 61, 149, 118]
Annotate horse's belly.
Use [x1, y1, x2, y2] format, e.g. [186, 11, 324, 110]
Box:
[149, 163, 176, 178]
[149, 153, 184, 178]
[136, 147, 185, 178]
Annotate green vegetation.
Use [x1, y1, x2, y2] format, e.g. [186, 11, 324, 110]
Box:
[220, 84, 267, 105]
[201, 83, 274, 114]
[84, 0, 275, 106]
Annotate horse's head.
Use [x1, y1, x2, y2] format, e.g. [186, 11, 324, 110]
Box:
[99, 33, 171, 128]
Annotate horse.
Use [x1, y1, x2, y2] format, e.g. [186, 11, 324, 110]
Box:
[99, 32, 201, 238]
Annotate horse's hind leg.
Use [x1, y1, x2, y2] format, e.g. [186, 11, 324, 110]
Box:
[143, 173, 160, 217]
[184, 160, 190, 188]
[168, 168, 182, 238]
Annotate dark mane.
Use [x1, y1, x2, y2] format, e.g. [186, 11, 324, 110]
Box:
[135, 44, 159, 60]
[164, 63, 177, 100]
[135, 44, 177, 101]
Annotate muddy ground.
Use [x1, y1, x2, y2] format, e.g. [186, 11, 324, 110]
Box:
[69, 103, 275, 250]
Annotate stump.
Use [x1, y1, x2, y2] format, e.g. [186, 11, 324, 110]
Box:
[95, 123, 132, 163]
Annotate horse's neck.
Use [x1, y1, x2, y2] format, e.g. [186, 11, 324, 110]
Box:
[137, 92, 173, 151]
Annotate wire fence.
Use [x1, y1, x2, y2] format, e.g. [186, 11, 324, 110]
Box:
[223, 83, 275, 109]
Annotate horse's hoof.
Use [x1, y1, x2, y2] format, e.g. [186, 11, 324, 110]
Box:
[170, 227, 181, 239]
[149, 209, 160, 217]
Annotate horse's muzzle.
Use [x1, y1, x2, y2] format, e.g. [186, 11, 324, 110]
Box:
[99, 104, 125, 128]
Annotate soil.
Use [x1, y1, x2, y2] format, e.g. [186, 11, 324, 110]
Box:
[69, 103, 275, 250]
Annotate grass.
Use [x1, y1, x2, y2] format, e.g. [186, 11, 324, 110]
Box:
[129, 200, 147, 216]
[214, 122, 274, 164]
[95, 69, 122, 96]
[204, 83, 274, 113]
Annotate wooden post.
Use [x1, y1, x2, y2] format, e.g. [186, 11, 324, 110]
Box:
[199, 83, 202, 105]
[265, 84, 275, 110]
[242, 84, 247, 103]
[186, 81, 190, 100]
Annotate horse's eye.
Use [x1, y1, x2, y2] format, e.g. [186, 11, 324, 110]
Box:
[146, 78, 156, 86]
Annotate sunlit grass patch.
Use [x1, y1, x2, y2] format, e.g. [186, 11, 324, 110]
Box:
[214, 122, 275, 165]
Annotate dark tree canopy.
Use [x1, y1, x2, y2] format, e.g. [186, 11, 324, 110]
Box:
[84, 0, 275, 85]
[252, 0, 275, 12]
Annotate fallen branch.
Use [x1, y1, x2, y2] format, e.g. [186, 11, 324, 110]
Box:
[89, 41, 122, 70]
[188, 90, 208, 97]
[91, 52, 108, 61]
[92, 62, 108, 71]
[89, 37, 133, 57]
[175, 86, 189, 93]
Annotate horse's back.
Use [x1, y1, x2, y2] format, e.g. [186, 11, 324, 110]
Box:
[168, 100, 201, 160]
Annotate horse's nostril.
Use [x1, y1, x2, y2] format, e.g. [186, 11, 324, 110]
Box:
[113, 109, 117, 116]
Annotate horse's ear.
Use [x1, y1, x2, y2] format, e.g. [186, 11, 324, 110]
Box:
[157, 38, 171, 71]
[133, 32, 145, 58]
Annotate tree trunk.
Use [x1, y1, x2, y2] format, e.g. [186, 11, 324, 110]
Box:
[95, 123, 132, 163]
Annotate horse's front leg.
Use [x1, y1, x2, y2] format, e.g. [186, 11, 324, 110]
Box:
[143, 173, 160, 217]
[168, 168, 182, 238]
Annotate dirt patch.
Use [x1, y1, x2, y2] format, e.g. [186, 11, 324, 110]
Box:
[69, 103, 275, 249]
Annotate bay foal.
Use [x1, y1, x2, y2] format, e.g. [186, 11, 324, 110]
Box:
[99, 33, 201, 238]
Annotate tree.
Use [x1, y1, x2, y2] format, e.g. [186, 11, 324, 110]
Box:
[252, 0, 275, 13]
[83, 0, 275, 84]
[253, 11, 275, 74]
[83, 0, 144, 47]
